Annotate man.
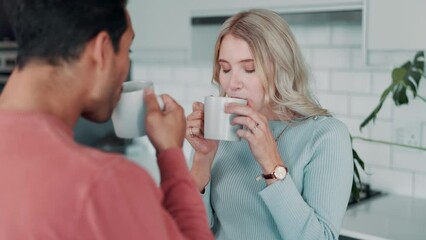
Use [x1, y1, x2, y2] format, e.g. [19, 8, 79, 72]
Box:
[0, 0, 213, 239]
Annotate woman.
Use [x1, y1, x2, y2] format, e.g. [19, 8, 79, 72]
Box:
[186, 9, 353, 240]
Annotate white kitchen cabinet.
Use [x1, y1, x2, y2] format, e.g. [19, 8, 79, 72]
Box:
[190, 0, 363, 17]
[365, 0, 426, 50]
[127, 1, 191, 62]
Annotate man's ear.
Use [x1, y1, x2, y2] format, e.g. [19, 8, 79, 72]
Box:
[91, 31, 114, 71]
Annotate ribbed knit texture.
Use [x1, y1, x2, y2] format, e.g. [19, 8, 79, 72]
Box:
[201, 116, 353, 240]
[0, 110, 214, 240]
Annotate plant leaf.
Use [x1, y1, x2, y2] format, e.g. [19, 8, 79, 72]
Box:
[360, 51, 425, 129]
[352, 177, 360, 201]
[360, 84, 394, 130]
[351, 147, 365, 202]
[353, 148, 365, 170]
[413, 51, 424, 71]
[393, 84, 409, 105]
[406, 75, 418, 97]
[392, 67, 407, 84]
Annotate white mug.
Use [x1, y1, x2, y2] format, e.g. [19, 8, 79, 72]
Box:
[204, 96, 248, 141]
[111, 80, 163, 139]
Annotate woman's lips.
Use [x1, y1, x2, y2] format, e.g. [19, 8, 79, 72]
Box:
[228, 95, 246, 100]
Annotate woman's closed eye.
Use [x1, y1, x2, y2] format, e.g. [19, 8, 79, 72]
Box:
[245, 68, 255, 74]
[222, 68, 231, 74]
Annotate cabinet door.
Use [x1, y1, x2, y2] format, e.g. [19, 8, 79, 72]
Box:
[128, 1, 191, 62]
[366, 0, 426, 50]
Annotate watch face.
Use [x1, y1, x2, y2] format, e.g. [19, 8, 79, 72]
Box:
[274, 166, 287, 179]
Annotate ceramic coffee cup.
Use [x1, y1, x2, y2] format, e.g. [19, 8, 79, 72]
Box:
[204, 96, 248, 141]
[111, 80, 163, 139]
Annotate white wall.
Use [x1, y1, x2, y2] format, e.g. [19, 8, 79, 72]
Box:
[127, 11, 426, 199]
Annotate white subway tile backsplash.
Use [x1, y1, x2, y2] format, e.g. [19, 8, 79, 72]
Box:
[173, 66, 200, 85]
[184, 85, 218, 104]
[291, 24, 331, 47]
[369, 120, 393, 142]
[331, 23, 362, 46]
[392, 149, 426, 173]
[350, 95, 392, 119]
[351, 48, 366, 70]
[392, 100, 426, 123]
[316, 93, 349, 115]
[368, 51, 395, 67]
[131, 64, 149, 81]
[367, 51, 416, 68]
[199, 67, 214, 86]
[301, 48, 313, 66]
[372, 72, 392, 95]
[352, 141, 391, 167]
[148, 66, 173, 83]
[331, 71, 371, 93]
[391, 51, 419, 67]
[338, 116, 370, 139]
[422, 122, 426, 149]
[414, 173, 426, 199]
[155, 84, 186, 103]
[312, 48, 352, 69]
[133, 49, 188, 64]
[367, 167, 413, 196]
[311, 70, 330, 91]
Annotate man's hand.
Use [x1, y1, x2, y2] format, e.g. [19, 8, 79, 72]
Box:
[144, 88, 186, 153]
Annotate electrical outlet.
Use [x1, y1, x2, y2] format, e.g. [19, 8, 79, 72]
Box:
[393, 123, 421, 147]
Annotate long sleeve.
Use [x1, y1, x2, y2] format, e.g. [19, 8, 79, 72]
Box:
[259, 118, 353, 240]
[73, 148, 214, 240]
[158, 149, 214, 239]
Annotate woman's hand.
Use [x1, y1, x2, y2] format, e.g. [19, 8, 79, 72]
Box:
[185, 101, 219, 156]
[225, 100, 284, 175]
[185, 101, 219, 191]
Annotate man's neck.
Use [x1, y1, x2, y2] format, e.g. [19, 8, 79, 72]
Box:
[0, 64, 86, 128]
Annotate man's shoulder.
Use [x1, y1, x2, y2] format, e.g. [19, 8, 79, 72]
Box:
[69, 145, 146, 180]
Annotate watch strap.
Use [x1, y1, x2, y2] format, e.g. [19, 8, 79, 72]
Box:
[261, 165, 287, 180]
[262, 173, 275, 179]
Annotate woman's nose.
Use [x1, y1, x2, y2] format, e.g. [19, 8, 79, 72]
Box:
[229, 72, 243, 91]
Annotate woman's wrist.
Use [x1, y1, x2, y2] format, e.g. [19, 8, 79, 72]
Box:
[190, 170, 210, 192]
[190, 153, 213, 192]
[259, 155, 285, 175]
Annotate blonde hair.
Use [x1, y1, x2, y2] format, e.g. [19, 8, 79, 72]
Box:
[212, 9, 329, 120]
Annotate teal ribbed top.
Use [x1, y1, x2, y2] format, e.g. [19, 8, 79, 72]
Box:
[201, 116, 353, 240]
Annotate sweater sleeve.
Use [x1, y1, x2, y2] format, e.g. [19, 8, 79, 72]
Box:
[74, 149, 214, 240]
[259, 119, 353, 240]
[157, 148, 214, 239]
[189, 149, 216, 228]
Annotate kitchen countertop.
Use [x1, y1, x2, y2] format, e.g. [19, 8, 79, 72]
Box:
[340, 194, 426, 240]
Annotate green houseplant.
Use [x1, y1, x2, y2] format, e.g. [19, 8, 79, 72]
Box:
[351, 50, 426, 201]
